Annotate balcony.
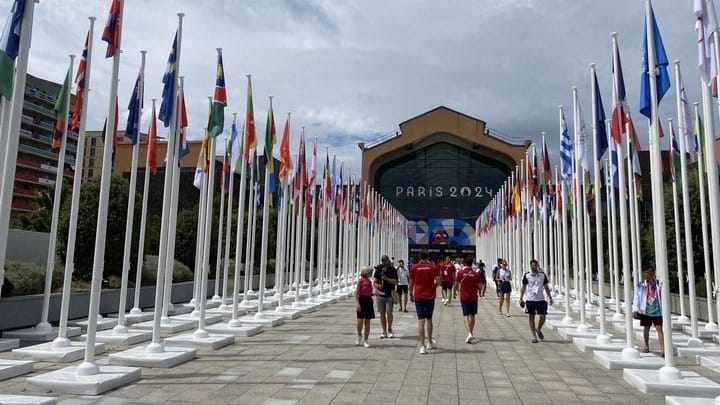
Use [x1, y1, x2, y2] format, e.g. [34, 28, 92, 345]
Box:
[23, 100, 55, 120]
[13, 187, 35, 198]
[15, 171, 39, 184]
[11, 201, 34, 212]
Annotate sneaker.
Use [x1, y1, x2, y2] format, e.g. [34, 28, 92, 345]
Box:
[379, 333, 388, 339]
[506, 313, 511, 317]
[537, 330, 544, 340]
[355, 335, 361, 346]
[428, 339, 437, 349]
[388, 331, 394, 338]
[419, 345, 427, 354]
[403, 309, 408, 313]
[364, 341, 371, 348]
[465, 334, 473, 343]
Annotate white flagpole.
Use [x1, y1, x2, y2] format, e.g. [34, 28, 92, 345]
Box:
[57, 17, 95, 345]
[274, 177, 290, 311]
[79, 0, 125, 373]
[708, 30, 720, 339]
[0, 0, 36, 299]
[196, 121, 216, 337]
[572, 86, 588, 330]
[240, 153, 257, 306]
[131, 98, 154, 315]
[213, 158, 227, 303]
[306, 139, 318, 302]
[116, 50, 145, 332]
[220, 143, 234, 310]
[230, 112, 247, 325]
[668, 117, 688, 323]
[39, 56, 74, 333]
[255, 95, 275, 317]
[590, 64, 607, 341]
[190, 142, 208, 315]
[147, 12, 184, 354]
[627, 135, 640, 288]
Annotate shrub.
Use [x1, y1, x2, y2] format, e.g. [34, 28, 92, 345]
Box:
[3, 260, 63, 296]
[141, 255, 195, 284]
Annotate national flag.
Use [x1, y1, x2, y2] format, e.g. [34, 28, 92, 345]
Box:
[244, 75, 257, 163]
[177, 89, 190, 159]
[323, 152, 331, 201]
[680, 84, 694, 152]
[147, 102, 158, 174]
[229, 116, 242, 173]
[295, 130, 307, 195]
[670, 124, 681, 182]
[331, 155, 337, 202]
[694, 107, 706, 171]
[70, 32, 88, 131]
[278, 114, 292, 181]
[100, 97, 119, 154]
[52, 68, 70, 150]
[575, 99, 589, 172]
[264, 98, 277, 203]
[0, 0, 26, 99]
[158, 31, 177, 127]
[209, 51, 227, 138]
[627, 113, 642, 176]
[611, 41, 629, 144]
[694, 0, 718, 85]
[193, 134, 209, 190]
[125, 71, 143, 146]
[559, 108, 573, 180]
[101, 0, 121, 58]
[308, 139, 317, 196]
[222, 138, 231, 195]
[608, 133, 619, 187]
[639, 2, 671, 119]
[252, 150, 261, 207]
[593, 70, 608, 160]
[541, 138, 552, 193]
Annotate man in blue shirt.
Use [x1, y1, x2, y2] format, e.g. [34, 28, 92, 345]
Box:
[632, 268, 664, 356]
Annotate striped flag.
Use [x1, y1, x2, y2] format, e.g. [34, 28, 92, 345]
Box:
[229, 115, 241, 174]
[244, 76, 257, 163]
[52, 68, 70, 150]
[694, 0, 718, 85]
[278, 114, 292, 181]
[611, 41, 629, 144]
[147, 102, 158, 174]
[177, 89, 190, 159]
[158, 31, 177, 127]
[209, 51, 227, 138]
[101, 0, 121, 58]
[559, 108, 573, 180]
[70, 32, 88, 131]
[193, 135, 209, 190]
[222, 138, 231, 195]
[670, 124, 681, 182]
[0, 0, 26, 98]
[294, 130, 307, 196]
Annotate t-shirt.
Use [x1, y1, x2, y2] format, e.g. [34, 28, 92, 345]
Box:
[397, 266, 409, 286]
[522, 271, 549, 301]
[440, 262, 455, 283]
[373, 265, 398, 297]
[498, 268, 512, 282]
[456, 266, 481, 302]
[646, 282, 661, 316]
[410, 261, 440, 300]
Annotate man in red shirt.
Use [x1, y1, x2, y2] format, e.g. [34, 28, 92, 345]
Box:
[439, 256, 455, 305]
[409, 250, 441, 354]
[454, 257, 484, 343]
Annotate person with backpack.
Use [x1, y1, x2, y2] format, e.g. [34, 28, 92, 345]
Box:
[491, 258, 503, 299]
[454, 256, 484, 343]
[355, 266, 375, 348]
[519, 259, 553, 343]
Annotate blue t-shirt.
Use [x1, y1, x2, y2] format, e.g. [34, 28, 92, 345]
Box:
[645, 282, 661, 316]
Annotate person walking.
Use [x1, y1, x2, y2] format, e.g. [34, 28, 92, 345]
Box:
[439, 256, 454, 305]
[455, 256, 484, 343]
[519, 259, 553, 343]
[355, 266, 375, 348]
[409, 250, 441, 354]
[373, 255, 399, 338]
[632, 268, 665, 356]
[496, 260, 512, 317]
[492, 258, 503, 299]
[396, 259, 410, 312]
[476, 260, 487, 299]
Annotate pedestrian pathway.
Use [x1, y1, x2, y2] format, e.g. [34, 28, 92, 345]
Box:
[1, 295, 705, 404]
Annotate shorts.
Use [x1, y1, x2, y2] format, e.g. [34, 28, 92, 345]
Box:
[357, 296, 375, 319]
[415, 298, 435, 320]
[639, 314, 662, 327]
[441, 282, 454, 291]
[499, 281, 512, 294]
[525, 300, 548, 315]
[460, 300, 478, 316]
[396, 285, 409, 294]
[375, 295, 393, 312]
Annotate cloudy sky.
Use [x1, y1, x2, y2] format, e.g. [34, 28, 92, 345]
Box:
[5, 0, 704, 177]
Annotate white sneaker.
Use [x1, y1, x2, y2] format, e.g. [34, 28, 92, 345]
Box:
[428, 339, 437, 349]
[465, 334, 473, 343]
[355, 335, 361, 346]
[419, 345, 427, 354]
[363, 341, 370, 348]
[388, 331, 394, 338]
[441, 298, 446, 305]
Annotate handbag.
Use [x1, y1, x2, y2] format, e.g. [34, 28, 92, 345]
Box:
[391, 290, 400, 305]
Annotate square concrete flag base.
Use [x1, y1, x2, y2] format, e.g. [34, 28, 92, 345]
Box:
[675, 341, 720, 358]
[546, 319, 585, 331]
[685, 326, 718, 339]
[131, 318, 194, 335]
[666, 397, 720, 405]
[25, 365, 141, 396]
[108, 345, 196, 368]
[624, 368, 720, 397]
[699, 356, 720, 373]
[672, 316, 692, 331]
[0, 360, 33, 381]
[0, 395, 56, 404]
[68, 318, 117, 333]
[593, 350, 665, 370]
[106, 312, 154, 324]
[164, 332, 235, 350]
[166, 305, 194, 316]
[0, 338, 19, 351]
[206, 306, 248, 317]
[12, 342, 105, 363]
[81, 329, 152, 346]
[2, 327, 80, 342]
[237, 313, 285, 328]
[204, 322, 263, 337]
[572, 337, 627, 353]
[170, 313, 224, 326]
[558, 328, 609, 340]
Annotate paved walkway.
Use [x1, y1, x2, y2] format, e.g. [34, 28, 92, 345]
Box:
[1, 293, 708, 404]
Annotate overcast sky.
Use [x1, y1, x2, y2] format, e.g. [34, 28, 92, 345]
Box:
[5, 0, 704, 177]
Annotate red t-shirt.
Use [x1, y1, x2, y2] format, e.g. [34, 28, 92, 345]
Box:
[440, 261, 455, 283]
[456, 267, 481, 302]
[410, 261, 440, 300]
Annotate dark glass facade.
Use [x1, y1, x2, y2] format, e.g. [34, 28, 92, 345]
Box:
[375, 142, 510, 220]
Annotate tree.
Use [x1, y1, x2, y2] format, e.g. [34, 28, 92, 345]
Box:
[12, 180, 70, 232]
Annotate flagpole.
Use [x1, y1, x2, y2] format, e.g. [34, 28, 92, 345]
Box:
[240, 152, 256, 306]
[131, 97, 154, 315]
[644, 0, 678, 376]
[708, 30, 720, 339]
[77, 0, 125, 373]
[213, 139, 227, 302]
[220, 141, 234, 310]
[627, 133, 640, 288]
[608, 125, 622, 321]
[306, 139, 318, 302]
[255, 95, 275, 318]
[147, 12, 184, 355]
[572, 86, 588, 331]
[38, 56, 73, 334]
[230, 112, 248, 325]
[668, 118, 688, 324]
[116, 50, 145, 333]
[274, 176, 290, 311]
[191, 139, 208, 315]
[590, 64, 608, 341]
[0, 0, 36, 300]
[56, 17, 95, 345]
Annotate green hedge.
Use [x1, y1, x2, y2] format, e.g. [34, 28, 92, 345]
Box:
[3, 260, 63, 296]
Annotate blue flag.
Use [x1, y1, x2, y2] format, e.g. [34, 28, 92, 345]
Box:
[639, 3, 671, 119]
[594, 71, 608, 161]
[559, 109, 573, 180]
[0, 0, 26, 99]
[125, 72, 143, 146]
[158, 31, 177, 127]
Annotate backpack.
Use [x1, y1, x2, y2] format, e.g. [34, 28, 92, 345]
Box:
[359, 278, 373, 297]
